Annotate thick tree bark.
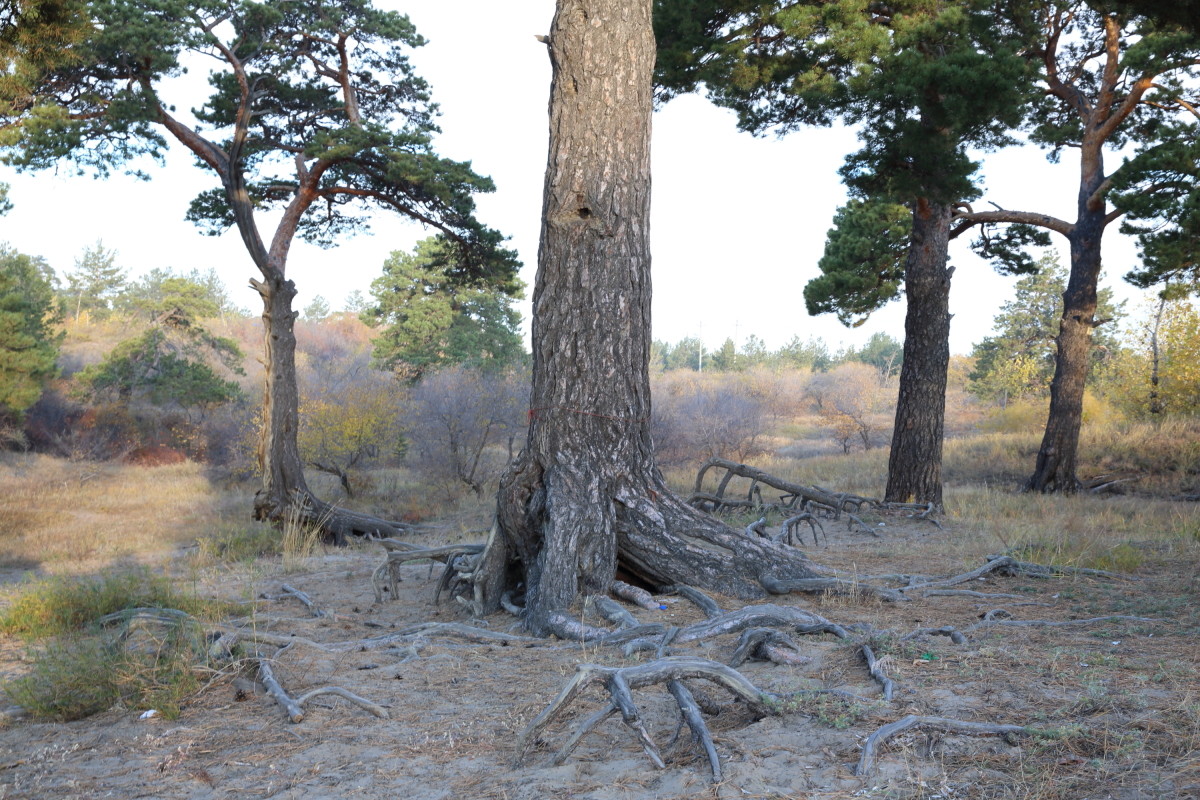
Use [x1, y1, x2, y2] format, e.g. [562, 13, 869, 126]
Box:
[1025, 140, 1108, 494]
[885, 199, 952, 507]
[252, 272, 311, 521]
[475, 0, 817, 635]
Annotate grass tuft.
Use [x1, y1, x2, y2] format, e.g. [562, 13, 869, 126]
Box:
[0, 568, 245, 638]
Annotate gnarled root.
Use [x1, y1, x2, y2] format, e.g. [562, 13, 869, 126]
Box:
[370, 541, 485, 604]
[856, 715, 1044, 777]
[516, 656, 775, 782]
[257, 657, 388, 723]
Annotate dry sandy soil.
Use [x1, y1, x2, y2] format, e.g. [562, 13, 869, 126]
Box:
[1, 516, 1198, 800]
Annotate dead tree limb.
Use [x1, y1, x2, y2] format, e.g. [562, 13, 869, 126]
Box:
[778, 512, 825, 547]
[294, 686, 389, 719]
[691, 458, 849, 512]
[965, 614, 1161, 633]
[276, 584, 330, 618]
[759, 575, 908, 603]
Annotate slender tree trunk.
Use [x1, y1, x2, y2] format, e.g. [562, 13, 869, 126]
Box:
[885, 199, 951, 507]
[1148, 293, 1166, 416]
[252, 270, 311, 521]
[474, 0, 817, 635]
[1025, 143, 1108, 494]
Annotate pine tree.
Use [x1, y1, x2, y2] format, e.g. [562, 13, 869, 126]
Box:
[0, 245, 61, 423]
[64, 242, 125, 322]
[1, 0, 519, 529]
[363, 236, 525, 380]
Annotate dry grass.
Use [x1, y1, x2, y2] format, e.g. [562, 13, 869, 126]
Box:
[0, 453, 249, 575]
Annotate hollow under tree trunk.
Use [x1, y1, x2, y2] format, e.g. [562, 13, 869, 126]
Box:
[472, 0, 818, 635]
[885, 198, 952, 508]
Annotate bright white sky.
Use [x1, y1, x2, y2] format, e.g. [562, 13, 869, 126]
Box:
[0, 0, 1153, 356]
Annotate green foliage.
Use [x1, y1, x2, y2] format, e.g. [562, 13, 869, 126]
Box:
[844, 332, 904, 378]
[0, 244, 62, 421]
[1096, 296, 1200, 416]
[299, 353, 405, 486]
[969, 254, 1124, 404]
[4, 635, 123, 720]
[0, 183, 10, 216]
[4, 605, 227, 721]
[776, 335, 834, 371]
[1115, 121, 1200, 292]
[0, 0, 92, 121]
[364, 236, 525, 380]
[1, 0, 519, 290]
[63, 241, 125, 321]
[303, 295, 331, 321]
[0, 568, 243, 638]
[75, 272, 245, 411]
[656, 0, 1034, 202]
[804, 199, 911, 326]
[75, 272, 244, 410]
[118, 267, 239, 320]
[76, 329, 243, 408]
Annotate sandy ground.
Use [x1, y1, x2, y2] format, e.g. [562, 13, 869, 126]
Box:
[1, 517, 1198, 800]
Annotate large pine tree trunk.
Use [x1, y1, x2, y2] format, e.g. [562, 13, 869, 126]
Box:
[885, 199, 951, 507]
[474, 0, 818, 635]
[1024, 220, 1103, 493]
[1025, 143, 1108, 494]
[251, 271, 311, 521]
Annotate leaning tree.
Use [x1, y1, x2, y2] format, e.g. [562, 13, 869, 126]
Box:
[654, 0, 1041, 506]
[950, 2, 1200, 492]
[458, 0, 822, 636]
[0, 0, 519, 531]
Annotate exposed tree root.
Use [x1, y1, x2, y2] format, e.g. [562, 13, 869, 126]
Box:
[612, 580, 660, 610]
[760, 575, 909, 603]
[727, 627, 809, 667]
[901, 554, 1132, 596]
[255, 656, 388, 723]
[965, 614, 1161, 633]
[689, 458, 862, 515]
[856, 715, 1045, 777]
[661, 584, 722, 618]
[370, 541, 485, 603]
[861, 644, 896, 700]
[516, 656, 776, 782]
[261, 584, 330, 618]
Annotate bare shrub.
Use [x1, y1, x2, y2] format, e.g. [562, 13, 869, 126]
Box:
[806, 363, 895, 454]
[651, 371, 772, 466]
[406, 365, 528, 497]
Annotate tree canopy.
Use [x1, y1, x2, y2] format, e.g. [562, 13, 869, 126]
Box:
[969, 254, 1123, 405]
[75, 272, 243, 409]
[0, 0, 522, 523]
[0, 244, 61, 423]
[364, 236, 525, 381]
